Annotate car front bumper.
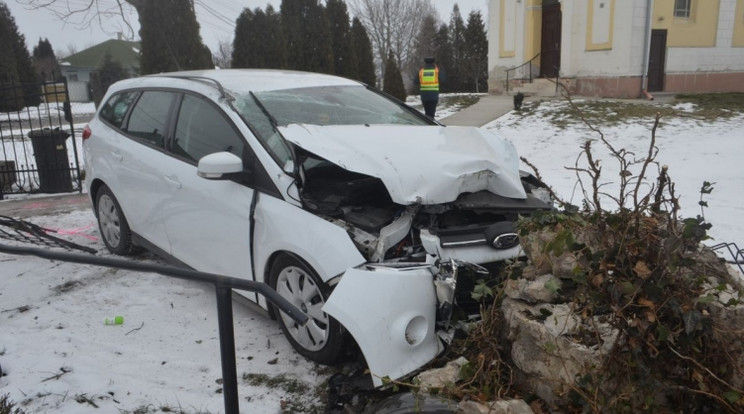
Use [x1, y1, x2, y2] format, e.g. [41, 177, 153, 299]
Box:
[323, 257, 458, 387]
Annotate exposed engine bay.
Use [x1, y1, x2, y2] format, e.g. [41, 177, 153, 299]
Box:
[296, 150, 553, 264]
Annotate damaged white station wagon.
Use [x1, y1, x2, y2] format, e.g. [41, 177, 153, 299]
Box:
[83, 69, 551, 386]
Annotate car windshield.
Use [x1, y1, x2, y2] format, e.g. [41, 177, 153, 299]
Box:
[236, 85, 429, 127]
[233, 85, 430, 170]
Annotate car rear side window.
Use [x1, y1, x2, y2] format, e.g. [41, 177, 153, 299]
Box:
[173, 94, 244, 163]
[125, 91, 175, 148]
[99, 91, 138, 128]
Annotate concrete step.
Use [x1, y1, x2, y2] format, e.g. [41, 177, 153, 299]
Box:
[509, 78, 558, 97]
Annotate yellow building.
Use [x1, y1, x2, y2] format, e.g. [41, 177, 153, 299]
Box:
[488, 0, 744, 97]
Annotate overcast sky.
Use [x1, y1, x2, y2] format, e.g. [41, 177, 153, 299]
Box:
[6, 0, 488, 55]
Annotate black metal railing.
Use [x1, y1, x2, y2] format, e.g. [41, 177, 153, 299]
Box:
[712, 242, 744, 274]
[0, 242, 308, 414]
[554, 65, 561, 95]
[505, 53, 540, 94]
[0, 78, 83, 198]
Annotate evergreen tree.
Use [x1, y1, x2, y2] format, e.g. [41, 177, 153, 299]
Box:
[281, 0, 333, 73]
[434, 24, 455, 93]
[98, 52, 128, 91]
[263, 6, 287, 69]
[138, 0, 212, 74]
[33, 38, 61, 81]
[0, 2, 39, 110]
[351, 17, 376, 86]
[90, 52, 129, 105]
[233, 6, 286, 69]
[463, 11, 488, 93]
[325, 0, 358, 79]
[448, 5, 466, 92]
[410, 13, 439, 91]
[232, 8, 256, 68]
[382, 50, 406, 101]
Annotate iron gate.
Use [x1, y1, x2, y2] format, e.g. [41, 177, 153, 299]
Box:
[0, 78, 84, 198]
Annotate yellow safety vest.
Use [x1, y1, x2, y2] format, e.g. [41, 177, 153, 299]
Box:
[419, 66, 439, 92]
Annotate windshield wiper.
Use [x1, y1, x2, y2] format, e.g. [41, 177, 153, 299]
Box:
[249, 92, 279, 127]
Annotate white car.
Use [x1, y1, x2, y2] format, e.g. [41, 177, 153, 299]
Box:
[83, 69, 551, 386]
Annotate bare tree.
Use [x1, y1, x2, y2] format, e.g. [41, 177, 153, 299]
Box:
[213, 38, 232, 69]
[17, 0, 140, 39]
[350, 0, 437, 81]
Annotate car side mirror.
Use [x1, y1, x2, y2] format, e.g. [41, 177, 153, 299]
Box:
[197, 152, 244, 180]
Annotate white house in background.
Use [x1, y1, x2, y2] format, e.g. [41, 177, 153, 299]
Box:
[487, 0, 744, 98]
[59, 38, 140, 102]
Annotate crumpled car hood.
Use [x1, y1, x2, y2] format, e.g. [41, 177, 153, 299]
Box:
[278, 124, 527, 205]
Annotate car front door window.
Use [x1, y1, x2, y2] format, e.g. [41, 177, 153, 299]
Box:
[174, 94, 244, 163]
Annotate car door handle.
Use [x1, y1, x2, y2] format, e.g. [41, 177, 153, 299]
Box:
[111, 150, 123, 161]
[163, 175, 182, 189]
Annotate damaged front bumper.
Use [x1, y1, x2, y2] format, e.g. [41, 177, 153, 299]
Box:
[323, 256, 468, 387]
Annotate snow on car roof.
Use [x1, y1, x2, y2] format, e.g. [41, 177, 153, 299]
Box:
[150, 69, 361, 93]
[105, 69, 363, 101]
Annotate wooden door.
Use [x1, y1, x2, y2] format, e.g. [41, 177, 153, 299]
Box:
[540, 3, 562, 78]
[648, 30, 667, 92]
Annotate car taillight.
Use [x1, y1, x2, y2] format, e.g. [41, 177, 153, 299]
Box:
[82, 125, 92, 140]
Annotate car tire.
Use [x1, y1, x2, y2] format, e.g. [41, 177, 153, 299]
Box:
[95, 185, 136, 255]
[270, 253, 345, 365]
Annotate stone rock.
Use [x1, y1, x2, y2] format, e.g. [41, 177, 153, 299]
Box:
[501, 297, 618, 404]
[706, 270, 744, 390]
[415, 356, 468, 393]
[519, 226, 601, 279]
[458, 399, 534, 414]
[504, 273, 562, 303]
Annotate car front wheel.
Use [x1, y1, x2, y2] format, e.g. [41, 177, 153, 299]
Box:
[270, 253, 345, 365]
[95, 185, 136, 255]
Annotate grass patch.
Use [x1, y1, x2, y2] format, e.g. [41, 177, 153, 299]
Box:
[675, 92, 744, 110]
[0, 394, 26, 414]
[674, 92, 744, 118]
[242, 373, 325, 414]
[543, 100, 677, 128]
[533, 92, 744, 129]
[127, 404, 212, 413]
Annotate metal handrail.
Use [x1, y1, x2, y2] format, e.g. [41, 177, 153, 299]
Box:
[711, 242, 744, 274]
[505, 53, 540, 94]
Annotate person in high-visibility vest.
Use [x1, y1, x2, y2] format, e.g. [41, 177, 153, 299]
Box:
[418, 57, 440, 119]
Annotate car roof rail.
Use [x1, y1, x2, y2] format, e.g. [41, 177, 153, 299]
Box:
[157, 75, 232, 101]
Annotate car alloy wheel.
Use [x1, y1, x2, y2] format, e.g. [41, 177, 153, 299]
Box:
[95, 185, 136, 255]
[98, 194, 121, 248]
[270, 254, 345, 365]
[276, 265, 329, 352]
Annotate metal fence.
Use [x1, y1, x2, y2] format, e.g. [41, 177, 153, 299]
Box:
[0, 78, 83, 198]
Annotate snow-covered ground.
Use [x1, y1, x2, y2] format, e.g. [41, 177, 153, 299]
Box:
[0, 102, 95, 124]
[1, 210, 328, 414]
[488, 99, 743, 248]
[1, 95, 742, 414]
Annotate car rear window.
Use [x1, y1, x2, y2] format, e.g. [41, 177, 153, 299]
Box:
[99, 91, 138, 128]
[125, 91, 176, 148]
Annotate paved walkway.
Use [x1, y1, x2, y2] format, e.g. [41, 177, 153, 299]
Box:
[440, 94, 515, 127]
[0, 193, 89, 218]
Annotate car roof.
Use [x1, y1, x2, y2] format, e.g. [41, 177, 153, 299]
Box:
[108, 69, 363, 97]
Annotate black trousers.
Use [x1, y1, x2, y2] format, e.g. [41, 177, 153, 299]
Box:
[422, 98, 438, 119]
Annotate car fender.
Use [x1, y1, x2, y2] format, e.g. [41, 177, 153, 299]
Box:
[323, 264, 441, 387]
[252, 194, 365, 307]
